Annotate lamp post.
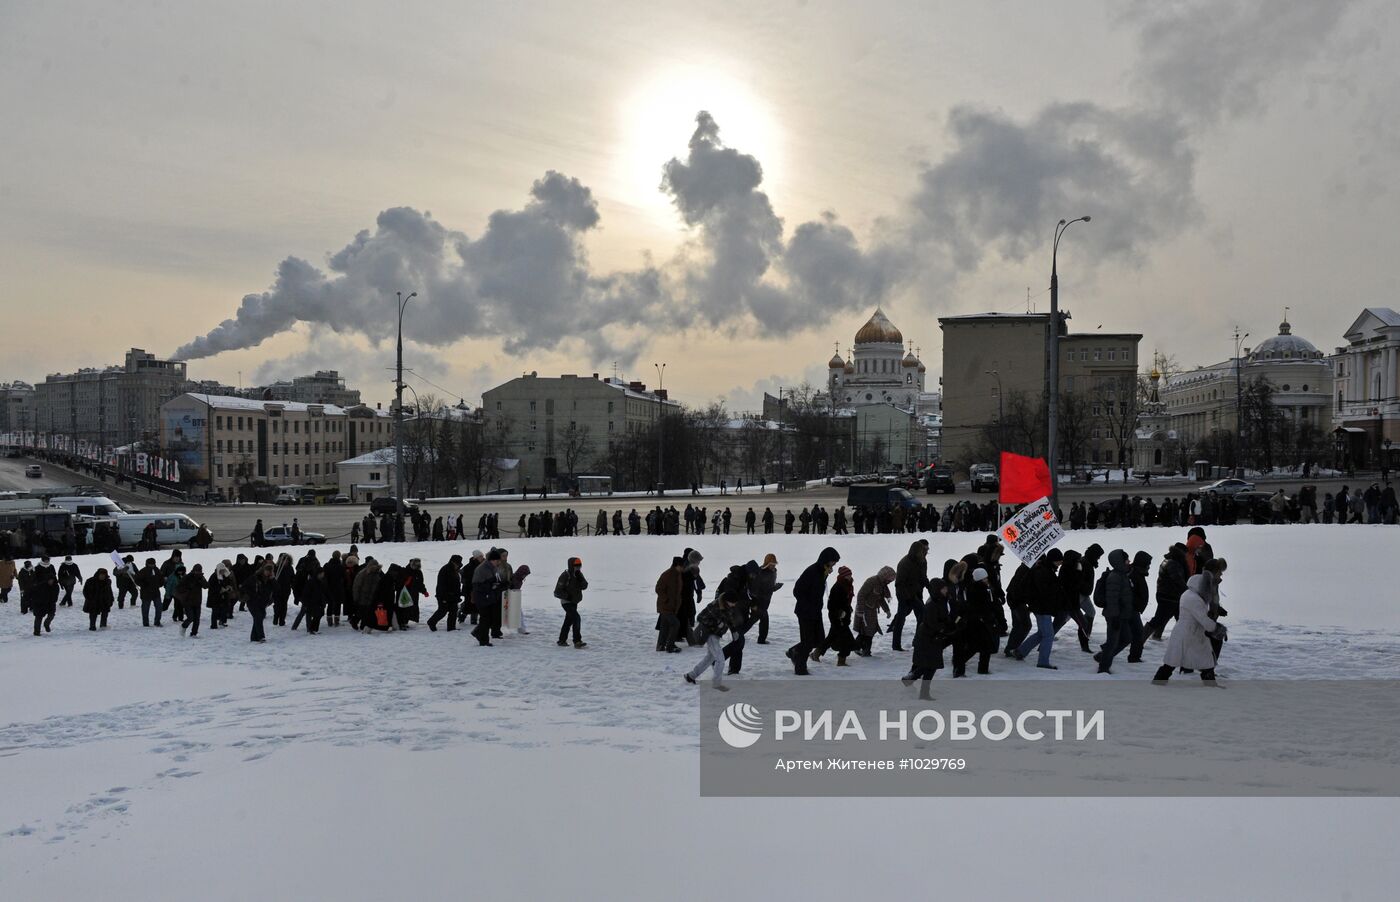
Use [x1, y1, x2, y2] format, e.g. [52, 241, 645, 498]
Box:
[985, 369, 1004, 457]
[1048, 215, 1090, 514]
[1384, 437, 1393, 483]
[653, 363, 666, 495]
[1373, 406, 1382, 471]
[393, 290, 416, 541]
[1233, 328, 1250, 478]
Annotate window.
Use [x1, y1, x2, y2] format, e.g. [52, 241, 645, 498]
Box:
[1282, 384, 1291, 392]
[1302, 384, 1309, 392]
[529, 401, 537, 413]
[608, 421, 614, 433]
[314, 464, 320, 475]
[216, 463, 224, 478]
[1093, 404, 1101, 416]
[238, 416, 244, 430]
[530, 420, 537, 431]
[1066, 376, 1075, 392]
[546, 399, 554, 414]
[216, 439, 223, 452]
[273, 465, 279, 477]
[216, 415, 223, 430]
[1093, 349, 1102, 361]
[237, 440, 244, 453]
[294, 421, 300, 434]
[1108, 349, 1117, 361]
[294, 443, 300, 455]
[608, 401, 614, 414]
[294, 465, 300, 476]
[370, 471, 381, 481]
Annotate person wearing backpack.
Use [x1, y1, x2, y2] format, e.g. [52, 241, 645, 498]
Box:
[553, 557, 588, 648]
[684, 591, 740, 690]
[1092, 550, 1136, 673]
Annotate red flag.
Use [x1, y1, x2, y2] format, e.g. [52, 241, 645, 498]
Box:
[998, 451, 1052, 505]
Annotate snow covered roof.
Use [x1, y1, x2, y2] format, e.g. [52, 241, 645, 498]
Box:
[339, 448, 399, 466]
[177, 393, 387, 417]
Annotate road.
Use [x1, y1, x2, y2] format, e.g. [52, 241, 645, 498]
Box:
[0, 455, 1374, 546]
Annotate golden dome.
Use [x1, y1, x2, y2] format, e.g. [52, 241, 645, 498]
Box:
[854, 308, 903, 345]
[901, 351, 920, 368]
[829, 353, 846, 369]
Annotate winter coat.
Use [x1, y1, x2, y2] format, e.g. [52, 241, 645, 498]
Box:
[747, 567, 781, 611]
[435, 562, 463, 603]
[894, 541, 929, 606]
[1027, 557, 1061, 616]
[826, 577, 854, 625]
[855, 568, 894, 637]
[553, 568, 588, 605]
[695, 600, 736, 640]
[136, 566, 164, 601]
[1155, 551, 1189, 608]
[793, 547, 840, 618]
[911, 580, 952, 670]
[0, 558, 15, 591]
[81, 574, 114, 614]
[58, 561, 82, 587]
[1098, 550, 1134, 619]
[351, 565, 381, 615]
[655, 567, 684, 615]
[1130, 551, 1153, 614]
[1006, 564, 1031, 610]
[1162, 574, 1220, 670]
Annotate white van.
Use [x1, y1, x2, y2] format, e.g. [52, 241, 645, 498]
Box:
[47, 496, 125, 518]
[113, 513, 208, 549]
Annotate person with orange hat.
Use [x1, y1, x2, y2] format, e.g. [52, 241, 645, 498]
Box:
[552, 556, 588, 648]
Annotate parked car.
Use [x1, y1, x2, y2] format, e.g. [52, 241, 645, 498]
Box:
[112, 513, 208, 549]
[969, 463, 999, 493]
[25, 464, 42, 478]
[273, 495, 300, 506]
[830, 475, 853, 487]
[846, 484, 921, 509]
[1203, 477, 1255, 497]
[369, 496, 418, 516]
[329, 494, 351, 504]
[924, 467, 956, 495]
[260, 525, 326, 545]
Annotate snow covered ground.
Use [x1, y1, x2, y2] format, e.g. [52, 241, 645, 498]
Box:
[2, 526, 1398, 900]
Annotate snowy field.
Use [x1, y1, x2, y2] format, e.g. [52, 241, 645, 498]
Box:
[2, 526, 1398, 900]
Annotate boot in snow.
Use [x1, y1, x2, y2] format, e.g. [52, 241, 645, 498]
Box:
[918, 679, 934, 701]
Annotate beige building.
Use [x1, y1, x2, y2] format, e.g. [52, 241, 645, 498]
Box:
[35, 349, 188, 447]
[939, 313, 1141, 472]
[1163, 317, 1334, 461]
[0, 381, 36, 436]
[160, 393, 391, 499]
[482, 372, 679, 490]
[1333, 307, 1400, 469]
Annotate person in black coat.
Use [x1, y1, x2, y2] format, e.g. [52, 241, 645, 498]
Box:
[890, 539, 930, 651]
[177, 565, 208, 636]
[787, 547, 840, 674]
[252, 519, 265, 548]
[1012, 548, 1064, 668]
[81, 569, 114, 630]
[1051, 549, 1092, 653]
[952, 566, 999, 677]
[470, 551, 505, 646]
[1145, 543, 1189, 641]
[243, 561, 276, 642]
[271, 554, 294, 626]
[301, 571, 327, 634]
[32, 557, 59, 635]
[58, 556, 81, 606]
[428, 555, 463, 631]
[136, 558, 165, 627]
[904, 570, 955, 698]
[716, 562, 756, 673]
[817, 566, 858, 665]
[458, 550, 484, 624]
[679, 548, 704, 646]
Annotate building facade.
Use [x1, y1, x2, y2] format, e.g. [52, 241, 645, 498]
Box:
[35, 349, 188, 447]
[819, 309, 941, 417]
[938, 313, 1142, 473]
[482, 373, 679, 490]
[257, 370, 362, 407]
[1164, 318, 1334, 463]
[160, 393, 391, 498]
[0, 382, 36, 436]
[1333, 307, 1400, 469]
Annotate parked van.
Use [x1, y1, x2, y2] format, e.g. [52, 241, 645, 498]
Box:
[113, 513, 208, 549]
[47, 496, 125, 518]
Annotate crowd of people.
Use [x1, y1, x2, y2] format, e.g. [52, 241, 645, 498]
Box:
[669, 526, 1231, 693]
[2, 520, 1231, 697]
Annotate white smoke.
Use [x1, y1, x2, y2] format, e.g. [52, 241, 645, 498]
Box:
[174, 0, 1358, 366]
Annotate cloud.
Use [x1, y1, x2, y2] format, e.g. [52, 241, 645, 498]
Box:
[174, 1, 1359, 376]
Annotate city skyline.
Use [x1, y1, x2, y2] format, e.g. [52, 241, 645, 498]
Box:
[3, 0, 1398, 411]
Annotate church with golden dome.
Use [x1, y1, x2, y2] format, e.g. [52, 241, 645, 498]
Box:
[824, 308, 936, 412]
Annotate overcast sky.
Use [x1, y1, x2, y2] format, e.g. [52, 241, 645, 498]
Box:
[2, 0, 1397, 409]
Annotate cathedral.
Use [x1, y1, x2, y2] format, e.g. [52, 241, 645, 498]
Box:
[822, 308, 938, 415]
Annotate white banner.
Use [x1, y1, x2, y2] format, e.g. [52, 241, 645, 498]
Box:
[997, 496, 1065, 567]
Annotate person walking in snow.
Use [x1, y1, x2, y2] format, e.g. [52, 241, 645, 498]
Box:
[854, 566, 894, 656]
[177, 564, 208, 636]
[1152, 560, 1228, 685]
[903, 567, 953, 697]
[951, 565, 999, 677]
[1145, 543, 1189, 641]
[890, 539, 929, 652]
[1091, 550, 1135, 673]
[428, 554, 463, 631]
[82, 568, 114, 631]
[817, 565, 858, 665]
[58, 555, 81, 607]
[788, 547, 840, 674]
[553, 556, 588, 648]
[470, 549, 506, 646]
[684, 591, 740, 690]
[655, 556, 685, 653]
[749, 553, 781, 644]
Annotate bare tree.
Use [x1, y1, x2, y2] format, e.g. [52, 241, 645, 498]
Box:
[1095, 376, 1140, 481]
[559, 421, 596, 481]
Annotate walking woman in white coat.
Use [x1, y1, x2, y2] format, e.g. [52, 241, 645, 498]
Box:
[1152, 559, 1228, 685]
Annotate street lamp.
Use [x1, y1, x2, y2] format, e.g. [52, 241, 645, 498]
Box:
[1233, 329, 1250, 478]
[393, 290, 416, 541]
[985, 370, 1004, 457]
[653, 363, 666, 495]
[1048, 215, 1090, 514]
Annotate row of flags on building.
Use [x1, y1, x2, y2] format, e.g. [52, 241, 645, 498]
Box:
[0, 432, 181, 483]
